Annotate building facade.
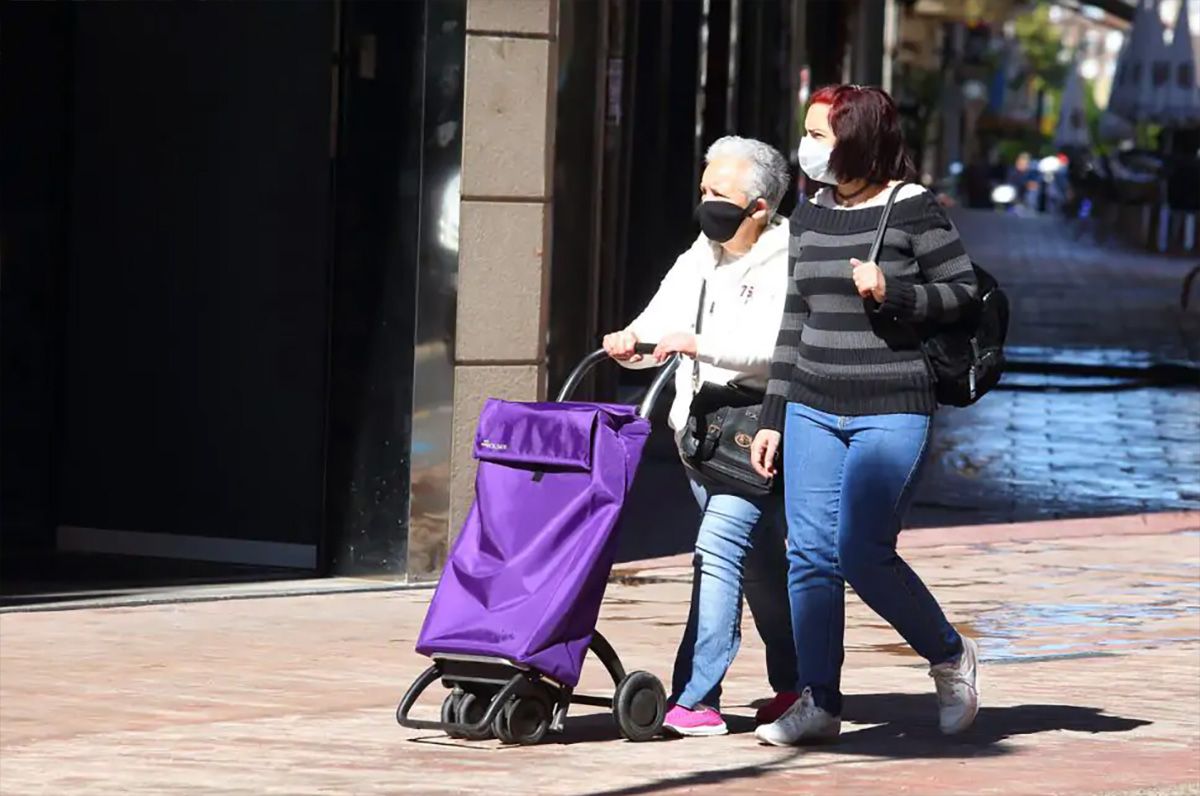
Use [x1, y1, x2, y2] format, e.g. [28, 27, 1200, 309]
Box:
[15, 0, 1114, 594]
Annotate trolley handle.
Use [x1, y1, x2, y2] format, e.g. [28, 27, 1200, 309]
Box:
[555, 344, 680, 419]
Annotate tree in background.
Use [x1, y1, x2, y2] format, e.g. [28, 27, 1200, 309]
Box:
[1012, 2, 1069, 150]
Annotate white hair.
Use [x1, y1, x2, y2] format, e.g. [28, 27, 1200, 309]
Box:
[704, 136, 790, 212]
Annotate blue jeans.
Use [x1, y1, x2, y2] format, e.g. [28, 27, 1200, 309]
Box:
[671, 475, 796, 710]
[782, 402, 962, 716]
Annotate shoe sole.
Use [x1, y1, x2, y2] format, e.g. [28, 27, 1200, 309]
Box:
[755, 731, 839, 747]
[755, 732, 792, 747]
[754, 722, 841, 747]
[663, 723, 729, 737]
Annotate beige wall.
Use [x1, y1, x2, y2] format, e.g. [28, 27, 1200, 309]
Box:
[449, 0, 559, 538]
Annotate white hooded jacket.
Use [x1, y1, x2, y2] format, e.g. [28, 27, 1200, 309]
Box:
[623, 216, 789, 431]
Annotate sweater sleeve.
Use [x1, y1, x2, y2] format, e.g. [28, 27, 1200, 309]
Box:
[879, 195, 978, 324]
[759, 248, 806, 433]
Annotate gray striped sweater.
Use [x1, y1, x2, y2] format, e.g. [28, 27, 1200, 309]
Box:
[760, 190, 978, 430]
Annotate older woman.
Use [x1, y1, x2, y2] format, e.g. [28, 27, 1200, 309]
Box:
[751, 85, 981, 746]
[603, 136, 796, 737]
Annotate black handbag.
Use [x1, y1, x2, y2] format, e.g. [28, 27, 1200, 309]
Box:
[676, 279, 780, 497]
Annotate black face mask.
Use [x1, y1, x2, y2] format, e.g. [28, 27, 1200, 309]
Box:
[694, 197, 761, 243]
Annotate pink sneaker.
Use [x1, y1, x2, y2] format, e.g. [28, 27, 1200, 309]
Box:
[755, 692, 800, 725]
[662, 704, 728, 737]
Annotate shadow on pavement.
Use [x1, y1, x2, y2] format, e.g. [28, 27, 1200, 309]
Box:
[553, 713, 762, 747]
[572, 694, 1150, 796]
[578, 751, 808, 796]
[552, 713, 669, 746]
[837, 692, 1152, 758]
[0, 551, 306, 609]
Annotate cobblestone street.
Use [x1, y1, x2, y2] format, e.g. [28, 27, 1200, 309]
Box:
[955, 211, 1199, 363]
[915, 211, 1200, 526]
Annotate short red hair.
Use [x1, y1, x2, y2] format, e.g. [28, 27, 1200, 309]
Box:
[809, 85, 916, 184]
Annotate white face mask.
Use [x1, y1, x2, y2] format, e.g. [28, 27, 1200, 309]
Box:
[797, 136, 837, 185]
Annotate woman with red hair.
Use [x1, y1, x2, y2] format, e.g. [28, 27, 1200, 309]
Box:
[750, 85, 981, 746]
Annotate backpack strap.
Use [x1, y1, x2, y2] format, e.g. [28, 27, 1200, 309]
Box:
[866, 181, 911, 264]
[867, 182, 934, 371]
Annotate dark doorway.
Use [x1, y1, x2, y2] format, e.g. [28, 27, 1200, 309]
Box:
[1, 1, 462, 603]
[3, 2, 335, 601]
[547, 0, 803, 563]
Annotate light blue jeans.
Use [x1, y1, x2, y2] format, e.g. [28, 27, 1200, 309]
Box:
[670, 474, 796, 710]
[782, 402, 962, 716]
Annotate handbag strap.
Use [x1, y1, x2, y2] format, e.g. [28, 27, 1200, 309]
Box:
[691, 277, 707, 392]
[866, 181, 911, 264]
[868, 182, 936, 368]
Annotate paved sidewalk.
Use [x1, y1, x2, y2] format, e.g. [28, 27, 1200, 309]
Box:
[2, 512, 1198, 795]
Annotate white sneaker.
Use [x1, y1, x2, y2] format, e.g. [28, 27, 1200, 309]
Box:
[930, 635, 980, 735]
[754, 687, 841, 746]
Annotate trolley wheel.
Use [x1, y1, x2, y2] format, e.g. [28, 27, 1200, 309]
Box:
[441, 692, 466, 739]
[493, 690, 552, 746]
[454, 692, 494, 741]
[613, 671, 666, 742]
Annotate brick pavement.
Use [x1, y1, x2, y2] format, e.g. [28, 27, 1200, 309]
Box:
[2, 512, 1198, 795]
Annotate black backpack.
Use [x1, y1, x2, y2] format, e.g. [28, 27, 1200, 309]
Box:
[869, 185, 1009, 407]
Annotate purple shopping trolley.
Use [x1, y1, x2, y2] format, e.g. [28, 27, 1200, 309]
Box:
[396, 346, 679, 745]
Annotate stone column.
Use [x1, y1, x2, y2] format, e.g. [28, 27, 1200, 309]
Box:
[450, 0, 559, 538]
